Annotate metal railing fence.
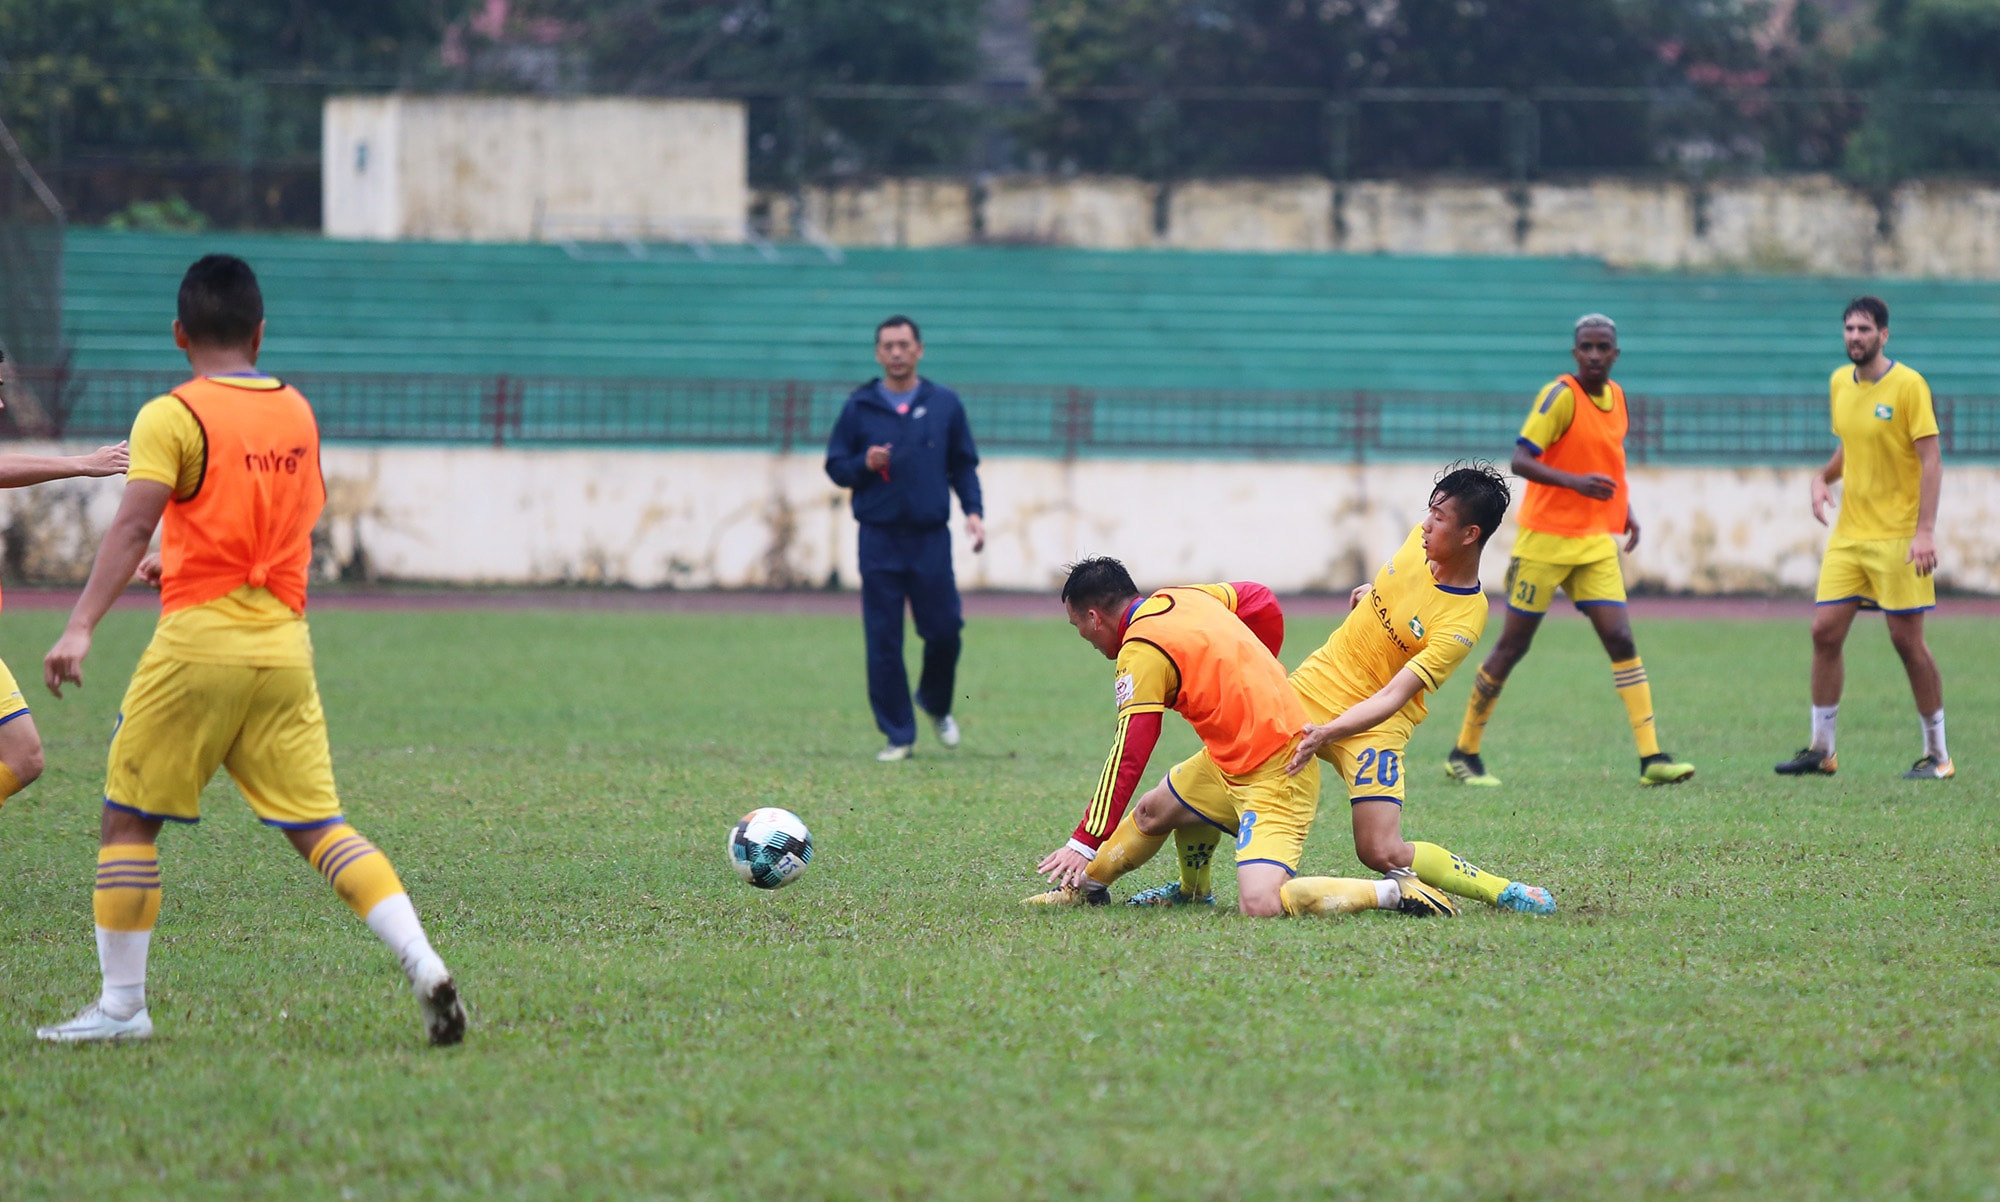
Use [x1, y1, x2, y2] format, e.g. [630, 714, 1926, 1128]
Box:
[13, 369, 2000, 465]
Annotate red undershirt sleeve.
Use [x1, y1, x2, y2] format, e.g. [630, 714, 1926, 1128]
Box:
[1227, 580, 1286, 658]
[1070, 709, 1165, 851]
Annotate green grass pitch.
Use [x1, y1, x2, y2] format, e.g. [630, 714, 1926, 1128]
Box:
[1, 603, 1997, 1199]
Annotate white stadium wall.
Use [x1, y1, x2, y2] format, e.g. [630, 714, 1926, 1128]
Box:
[323, 95, 747, 242]
[6, 445, 2000, 597]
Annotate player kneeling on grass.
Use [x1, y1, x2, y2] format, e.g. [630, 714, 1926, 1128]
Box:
[1035, 464, 1555, 919]
[35, 254, 464, 1046]
[1024, 561, 1443, 918]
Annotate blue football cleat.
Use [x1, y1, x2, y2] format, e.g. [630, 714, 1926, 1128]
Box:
[1496, 881, 1556, 915]
[1125, 881, 1215, 907]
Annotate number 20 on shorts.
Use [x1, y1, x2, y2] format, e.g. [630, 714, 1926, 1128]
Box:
[1353, 748, 1400, 787]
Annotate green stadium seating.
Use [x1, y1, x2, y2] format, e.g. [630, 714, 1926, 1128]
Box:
[62, 229, 2000, 398]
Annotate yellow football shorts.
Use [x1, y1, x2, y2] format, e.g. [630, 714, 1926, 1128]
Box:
[1298, 693, 1413, 806]
[1165, 743, 1321, 874]
[0, 654, 30, 727]
[104, 649, 342, 829]
[1816, 536, 1935, 615]
[1504, 553, 1626, 615]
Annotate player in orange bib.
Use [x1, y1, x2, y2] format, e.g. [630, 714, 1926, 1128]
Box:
[0, 353, 129, 820]
[35, 254, 464, 1045]
[1025, 563, 1456, 918]
[1035, 465, 1554, 919]
[1446, 314, 1695, 789]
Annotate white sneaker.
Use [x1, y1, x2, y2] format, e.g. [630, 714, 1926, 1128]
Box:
[411, 957, 465, 1047]
[36, 1001, 154, 1043]
[932, 714, 961, 749]
[876, 743, 913, 763]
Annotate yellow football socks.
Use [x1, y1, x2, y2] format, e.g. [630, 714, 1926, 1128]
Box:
[1280, 876, 1389, 916]
[308, 824, 408, 918]
[1085, 813, 1168, 888]
[1612, 657, 1662, 758]
[93, 843, 163, 932]
[0, 761, 20, 810]
[1411, 841, 1507, 906]
[1174, 828, 1219, 899]
[1456, 669, 1504, 754]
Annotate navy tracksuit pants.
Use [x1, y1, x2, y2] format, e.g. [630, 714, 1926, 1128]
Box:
[859, 523, 962, 746]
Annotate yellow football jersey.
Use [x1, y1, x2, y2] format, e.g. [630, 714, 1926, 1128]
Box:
[1829, 361, 1938, 543]
[1292, 527, 1486, 727]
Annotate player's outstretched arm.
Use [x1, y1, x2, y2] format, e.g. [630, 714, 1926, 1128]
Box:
[44, 480, 171, 697]
[1287, 669, 1427, 774]
[1036, 709, 1164, 887]
[0, 442, 130, 489]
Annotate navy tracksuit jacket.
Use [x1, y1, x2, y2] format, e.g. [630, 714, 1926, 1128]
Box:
[824, 379, 984, 746]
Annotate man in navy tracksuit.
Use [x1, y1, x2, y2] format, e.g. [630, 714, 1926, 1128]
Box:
[825, 315, 986, 761]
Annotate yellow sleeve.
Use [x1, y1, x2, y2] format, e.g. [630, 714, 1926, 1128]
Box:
[128, 395, 205, 500]
[1517, 381, 1574, 455]
[1182, 582, 1240, 611]
[1113, 639, 1176, 716]
[1406, 610, 1483, 693]
[1906, 375, 1939, 442]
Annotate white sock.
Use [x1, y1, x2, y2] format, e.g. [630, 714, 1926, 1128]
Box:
[364, 893, 442, 981]
[1921, 710, 1948, 762]
[1374, 878, 1400, 910]
[1810, 705, 1839, 754]
[95, 926, 151, 1020]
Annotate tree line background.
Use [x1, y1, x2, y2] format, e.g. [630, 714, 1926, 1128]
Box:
[4, 0, 2000, 228]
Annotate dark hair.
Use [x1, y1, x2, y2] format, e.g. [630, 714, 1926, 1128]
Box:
[1061, 556, 1139, 613]
[1843, 295, 1889, 330]
[1431, 460, 1512, 548]
[875, 314, 921, 344]
[177, 254, 264, 347]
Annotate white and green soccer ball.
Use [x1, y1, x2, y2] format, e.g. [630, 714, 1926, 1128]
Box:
[728, 807, 813, 889]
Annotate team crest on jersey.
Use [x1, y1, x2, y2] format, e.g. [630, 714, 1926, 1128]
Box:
[1408, 616, 1426, 639]
[1114, 673, 1135, 706]
[1874, 403, 1893, 420]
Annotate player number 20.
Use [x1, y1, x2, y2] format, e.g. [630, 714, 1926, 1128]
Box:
[1353, 748, 1400, 787]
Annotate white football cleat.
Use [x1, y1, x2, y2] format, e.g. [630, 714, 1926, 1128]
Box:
[36, 1001, 154, 1044]
[876, 743, 913, 763]
[932, 714, 961, 749]
[411, 957, 465, 1047]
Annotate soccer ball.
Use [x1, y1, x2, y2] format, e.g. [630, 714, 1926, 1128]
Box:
[728, 807, 813, 889]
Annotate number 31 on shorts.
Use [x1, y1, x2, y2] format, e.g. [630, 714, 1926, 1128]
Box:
[1353, 748, 1400, 787]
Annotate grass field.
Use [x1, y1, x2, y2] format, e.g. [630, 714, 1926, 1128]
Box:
[1, 602, 1997, 1200]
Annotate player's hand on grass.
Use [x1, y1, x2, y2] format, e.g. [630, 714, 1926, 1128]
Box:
[1810, 474, 1835, 525]
[865, 444, 892, 473]
[1570, 472, 1618, 501]
[1908, 530, 1937, 577]
[135, 552, 164, 588]
[1036, 845, 1093, 889]
[43, 628, 92, 698]
[77, 441, 130, 477]
[966, 513, 986, 553]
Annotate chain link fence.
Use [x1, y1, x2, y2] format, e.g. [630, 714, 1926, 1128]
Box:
[19, 368, 2000, 465]
[12, 69, 2000, 227]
